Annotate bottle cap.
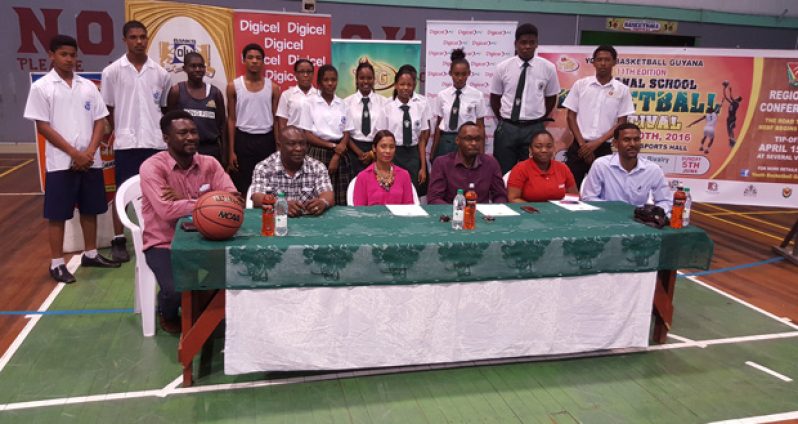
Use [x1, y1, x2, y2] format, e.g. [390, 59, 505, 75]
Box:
[684, 188, 690, 193]
[457, 189, 464, 194]
[277, 191, 285, 197]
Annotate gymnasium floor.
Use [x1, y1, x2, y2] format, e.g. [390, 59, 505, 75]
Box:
[1, 154, 797, 423]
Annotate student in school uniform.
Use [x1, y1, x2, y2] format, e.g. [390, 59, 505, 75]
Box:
[430, 48, 488, 162]
[166, 52, 226, 166]
[344, 61, 388, 175]
[102, 20, 172, 263]
[381, 66, 431, 195]
[226, 43, 281, 195]
[489, 23, 560, 174]
[298, 64, 354, 206]
[275, 59, 318, 134]
[25, 35, 120, 283]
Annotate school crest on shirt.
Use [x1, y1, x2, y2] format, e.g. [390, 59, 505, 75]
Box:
[152, 89, 162, 104]
[537, 81, 545, 91]
[84, 101, 91, 111]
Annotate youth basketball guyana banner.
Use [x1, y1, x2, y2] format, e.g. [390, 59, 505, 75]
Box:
[538, 46, 798, 207]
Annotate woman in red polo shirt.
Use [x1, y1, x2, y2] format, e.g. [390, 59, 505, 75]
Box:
[507, 130, 578, 202]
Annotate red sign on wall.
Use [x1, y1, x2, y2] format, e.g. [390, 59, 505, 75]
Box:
[232, 11, 331, 90]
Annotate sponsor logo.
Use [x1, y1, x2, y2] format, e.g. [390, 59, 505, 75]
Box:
[706, 181, 718, 193]
[217, 210, 241, 222]
[429, 29, 452, 35]
[487, 29, 511, 36]
[485, 51, 506, 58]
[788, 62, 798, 87]
[783, 187, 793, 198]
[158, 38, 216, 78]
[740, 169, 751, 177]
[743, 184, 758, 197]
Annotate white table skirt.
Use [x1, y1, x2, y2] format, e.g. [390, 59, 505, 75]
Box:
[224, 271, 657, 374]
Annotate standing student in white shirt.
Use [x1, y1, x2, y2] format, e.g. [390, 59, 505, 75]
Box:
[298, 64, 354, 205]
[226, 43, 281, 195]
[430, 48, 488, 162]
[102, 20, 172, 263]
[276, 59, 318, 134]
[489, 23, 560, 174]
[381, 66, 431, 195]
[344, 61, 387, 175]
[563, 45, 635, 188]
[25, 35, 120, 283]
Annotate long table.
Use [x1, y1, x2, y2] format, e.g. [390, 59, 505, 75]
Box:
[172, 202, 713, 386]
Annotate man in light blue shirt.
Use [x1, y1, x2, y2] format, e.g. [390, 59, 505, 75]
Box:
[582, 123, 672, 213]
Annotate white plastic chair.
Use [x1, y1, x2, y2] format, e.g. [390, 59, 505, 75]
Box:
[115, 175, 157, 337]
[346, 175, 420, 206]
[245, 185, 254, 209]
[503, 171, 510, 187]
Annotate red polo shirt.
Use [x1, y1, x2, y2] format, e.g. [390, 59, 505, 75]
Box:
[508, 159, 576, 202]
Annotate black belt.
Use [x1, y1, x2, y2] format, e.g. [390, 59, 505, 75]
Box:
[503, 117, 553, 127]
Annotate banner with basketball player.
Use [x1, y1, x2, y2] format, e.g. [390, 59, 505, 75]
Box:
[537, 46, 798, 207]
[425, 20, 517, 153]
[331, 39, 422, 99]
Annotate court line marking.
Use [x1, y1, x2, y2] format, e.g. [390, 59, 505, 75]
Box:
[666, 333, 701, 345]
[0, 308, 134, 316]
[682, 274, 798, 331]
[682, 257, 784, 277]
[3, 330, 798, 412]
[0, 192, 43, 196]
[708, 410, 798, 424]
[691, 210, 784, 242]
[0, 256, 79, 374]
[699, 203, 791, 232]
[744, 361, 792, 382]
[0, 159, 33, 179]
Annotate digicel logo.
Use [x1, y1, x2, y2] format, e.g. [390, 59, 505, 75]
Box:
[788, 62, 798, 87]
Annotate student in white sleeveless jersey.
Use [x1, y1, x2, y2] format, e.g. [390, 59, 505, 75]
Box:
[276, 59, 318, 134]
[225, 43, 281, 195]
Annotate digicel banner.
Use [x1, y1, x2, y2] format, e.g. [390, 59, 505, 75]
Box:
[233, 11, 331, 90]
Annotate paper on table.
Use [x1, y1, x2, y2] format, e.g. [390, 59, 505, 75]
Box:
[549, 200, 601, 211]
[475, 204, 520, 216]
[386, 204, 429, 217]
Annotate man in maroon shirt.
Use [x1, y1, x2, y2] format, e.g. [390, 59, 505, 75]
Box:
[427, 122, 508, 204]
[140, 110, 237, 334]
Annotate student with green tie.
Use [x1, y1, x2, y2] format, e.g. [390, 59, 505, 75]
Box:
[380, 66, 431, 195]
[489, 23, 560, 174]
[430, 48, 488, 163]
[345, 61, 387, 175]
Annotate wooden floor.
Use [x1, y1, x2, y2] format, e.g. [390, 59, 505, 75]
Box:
[0, 153, 797, 423]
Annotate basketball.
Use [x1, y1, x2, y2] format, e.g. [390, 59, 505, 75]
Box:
[192, 191, 244, 241]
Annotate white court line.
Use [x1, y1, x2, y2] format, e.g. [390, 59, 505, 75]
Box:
[681, 273, 798, 331]
[0, 255, 79, 373]
[708, 410, 798, 423]
[0, 192, 43, 196]
[3, 330, 798, 412]
[745, 361, 793, 382]
[666, 333, 698, 344]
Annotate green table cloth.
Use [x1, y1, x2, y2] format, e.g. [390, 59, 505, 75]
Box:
[171, 202, 713, 291]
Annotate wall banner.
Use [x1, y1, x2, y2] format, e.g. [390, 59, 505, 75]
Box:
[331, 39, 421, 100]
[538, 46, 798, 208]
[425, 20, 517, 153]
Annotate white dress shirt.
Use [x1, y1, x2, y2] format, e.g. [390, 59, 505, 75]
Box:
[582, 153, 672, 213]
[380, 96, 431, 146]
[562, 76, 635, 141]
[101, 55, 171, 150]
[345, 90, 388, 142]
[433, 85, 488, 131]
[24, 70, 109, 171]
[276, 85, 318, 127]
[298, 93, 353, 141]
[489, 56, 560, 120]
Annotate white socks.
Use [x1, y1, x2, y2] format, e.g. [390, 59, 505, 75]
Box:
[50, 258, 65, 269]
[84, 249, 98, 259]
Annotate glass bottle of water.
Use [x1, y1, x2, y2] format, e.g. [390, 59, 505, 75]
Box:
[275, 191, 288, 236]
[452, 189, 465, 230]
[682, 187, 692, 227]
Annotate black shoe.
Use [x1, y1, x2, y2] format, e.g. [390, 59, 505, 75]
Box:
[49, 264, 76, 284]
[81, 253, 121, 268]
[111, 237, 130, 263]
[159, 315, 181, 335]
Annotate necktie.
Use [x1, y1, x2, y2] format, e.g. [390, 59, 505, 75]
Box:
[449, 89, 461, 131]
[361, 97, 371, 136]
[510, 61, 529, 122]
[400, 104, 412, 146]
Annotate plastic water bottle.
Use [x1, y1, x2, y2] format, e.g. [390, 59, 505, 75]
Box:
[682, 187, 692, 227]
[275, 191, 288, 236]
[464, 183, 477, 230]
[452, 189, 465, 230]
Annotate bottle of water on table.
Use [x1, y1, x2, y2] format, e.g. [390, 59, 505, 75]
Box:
[452, 189, 465, 230]
[275, 191, 288, 236]
[682, 187, 692, 227]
